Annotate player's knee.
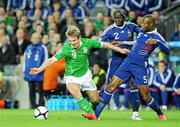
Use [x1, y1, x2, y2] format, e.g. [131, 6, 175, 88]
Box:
[139, 85, 151, 102]
[105, 76, 123, 93]
[141, 92, 151, 102]
[105, 85, 116, 93]
[91, 97, 100, 103]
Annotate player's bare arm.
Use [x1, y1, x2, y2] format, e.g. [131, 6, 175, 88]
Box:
[102, 42, 130, 54]
[111, 41, 123, 46]
[112, 41, 135, 46]
[30, 57, 57, 75]
[176, 89, 180, 95]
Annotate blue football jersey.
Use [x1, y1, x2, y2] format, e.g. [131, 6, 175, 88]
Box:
[173, 74, 180, 92]
[128, 29, 169, 64]
[153, 67, 175, 87]
[100, 22, 141, 57]
[114, 29, 170, 85]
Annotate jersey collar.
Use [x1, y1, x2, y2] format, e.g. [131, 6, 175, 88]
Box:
[146, 28, 157, 34]
[114, 22, 125, 29]
[71, 40, 82, 49]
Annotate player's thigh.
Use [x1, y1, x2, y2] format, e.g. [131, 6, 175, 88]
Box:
[131, 66, 148, 86]
[114, 63, 131, 83]
[66, 83, 82, 99]
[86, 89, 100, 102]
[81, 80, 97, 92]
[107, 57, 123, 82]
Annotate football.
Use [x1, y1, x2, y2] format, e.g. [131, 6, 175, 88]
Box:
[34, 106, 48, 120]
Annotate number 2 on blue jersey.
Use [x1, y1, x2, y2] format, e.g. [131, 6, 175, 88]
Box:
[114, 32, 119, 40]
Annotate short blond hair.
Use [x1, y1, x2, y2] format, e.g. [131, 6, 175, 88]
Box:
[65, 25, 81, 39]
[31, 32, 41, 39]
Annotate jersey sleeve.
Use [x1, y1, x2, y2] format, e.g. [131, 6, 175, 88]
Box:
[85, 38, 103, 48]
[155, 34, 170, 55]
[54, 44, 69, 60]
[99, 25, 112, 42]
[42, 45, 49, 61]
[153, 72, 161, 87]
[129, 22, 142, 33]
[148, 66, 154, 85]
[173, 74, 180, 92]
[100, 33, 110, 42]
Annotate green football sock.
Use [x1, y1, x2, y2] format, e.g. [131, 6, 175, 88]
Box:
[77, 97, 94, 113]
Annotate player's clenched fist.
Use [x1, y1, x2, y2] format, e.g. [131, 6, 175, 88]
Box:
[147, 39, 157, 45]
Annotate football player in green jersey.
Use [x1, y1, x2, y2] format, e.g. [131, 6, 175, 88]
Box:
[30, 25, 129, 120]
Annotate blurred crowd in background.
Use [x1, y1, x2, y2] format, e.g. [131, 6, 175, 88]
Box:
[0, 0, 180, 110]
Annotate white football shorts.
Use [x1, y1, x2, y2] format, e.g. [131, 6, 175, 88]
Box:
[65, 70, 97, 91]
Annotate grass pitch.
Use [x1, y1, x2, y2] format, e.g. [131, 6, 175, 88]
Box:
[0, 109, 180, 127]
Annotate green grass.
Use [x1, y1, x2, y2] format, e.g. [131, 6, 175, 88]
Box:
[0, 109, 180, 127]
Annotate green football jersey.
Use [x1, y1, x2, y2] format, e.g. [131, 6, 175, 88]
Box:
[54, 38, 102, 77]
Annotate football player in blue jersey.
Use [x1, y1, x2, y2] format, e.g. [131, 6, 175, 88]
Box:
[173, 73, 180, 109]
[147, 63, 160, 105]
[153, 61, 175, 110]
[85, 14, 169, 120]
[99, 9, 142, 120]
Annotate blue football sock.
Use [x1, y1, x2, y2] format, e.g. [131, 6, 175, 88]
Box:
[113, 91, 120, 108]
[130, 89, 140, 112]
[150, 91, 160, 105]
[161, 90, 168, 106]
[173, 95, 180, 109]
[123, 89, 130, 108]
[99, 88, 104, 97]
[148, 98, 163, 115]
[95, 89, 112, 118]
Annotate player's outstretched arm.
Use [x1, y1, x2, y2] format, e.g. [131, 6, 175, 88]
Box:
[112, 41, 135, 46]
[30, 57, 57, 75]
[102, 42, 130, 54]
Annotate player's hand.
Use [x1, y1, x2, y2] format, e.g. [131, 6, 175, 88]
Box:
[29, 68, 41, 75]
[147, 39, 158, 45]
[176, 89, 180, 95]
[159, 85, 166, 91]
[119, 48, 130, 54]
[112, 41, 123, 46]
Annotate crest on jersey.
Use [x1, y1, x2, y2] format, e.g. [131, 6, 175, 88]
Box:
[82, 47, 88, 54]
[72, 51, 76, 59]
[143, 45, 152, 51]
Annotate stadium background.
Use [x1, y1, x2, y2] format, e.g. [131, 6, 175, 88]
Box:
[0, 0, 180, 126]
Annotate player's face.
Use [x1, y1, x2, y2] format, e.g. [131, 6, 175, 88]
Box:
[114, 17, 124, 26]
[178, 23, 180, 31]
[141, 18, 154, 32]
[158, 62, 166, 73]
[67, 36, 80, 48]
[92, 64, 100, 74]
[31, 34, 41, 44]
